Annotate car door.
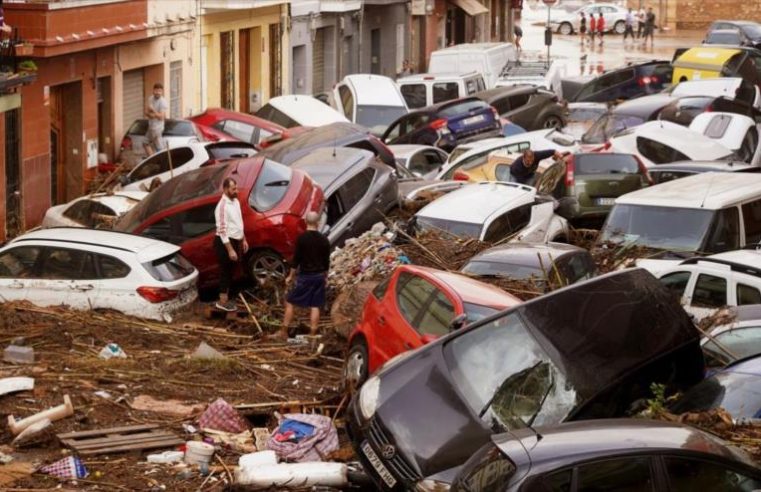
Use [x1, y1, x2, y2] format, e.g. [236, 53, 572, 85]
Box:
[529, 455, 658, 491]
[685, 272, 731, 320]
[32, 246, 99, 310]
[663, 455, 761, 491]
[332, 169, 376, 246]
[0, 245, 42, 302]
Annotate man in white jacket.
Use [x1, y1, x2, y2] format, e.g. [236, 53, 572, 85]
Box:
[214, 178, 248, 311]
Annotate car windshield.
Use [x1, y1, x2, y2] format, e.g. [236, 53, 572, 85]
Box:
[249, 159, 293, 212]
[439, 100, 489, 118]
[415, 216, 483, 239]
[600, 204, 715, 252]
[743, 24, 761, 38]
[671, 371, 761, 420]
[356, 106, 408, 136]
[568, 107, 607, 122]
[162, 120, 196, 136]
[582, 113, 645, 144]
[461, 260, 545, 282]
[708, 32, 742, 45]
[445, 313, 577, 432]
[575, 154, 640, 175]
[142, 253, 195, 282]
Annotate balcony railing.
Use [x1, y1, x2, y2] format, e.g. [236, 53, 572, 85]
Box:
[0, 31, 37, 94]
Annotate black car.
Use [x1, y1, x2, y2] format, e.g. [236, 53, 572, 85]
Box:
[255, 122, 395, 167]
[565, 61, 673, 103]
[382, 97, 502, 152]
[706, 20, 761, 50]
[473, 85, 566, 131]
[452, 419, 761, 492]
[347, 269, 705, 490]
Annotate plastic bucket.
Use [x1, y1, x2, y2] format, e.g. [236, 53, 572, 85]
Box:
[184, 441, 215, 466]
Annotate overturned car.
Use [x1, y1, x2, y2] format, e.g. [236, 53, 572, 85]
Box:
[346, 268, 705, 491]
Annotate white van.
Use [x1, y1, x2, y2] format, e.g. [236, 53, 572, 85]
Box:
[396, 72, 487, 110]
[255, 95, 348, 128]
[333, 74, 408, 137]
[428, 43, 517, 88]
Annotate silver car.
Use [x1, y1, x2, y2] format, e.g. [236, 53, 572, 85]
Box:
[550, 3, 628, 35]
[118, 119, 202, 165]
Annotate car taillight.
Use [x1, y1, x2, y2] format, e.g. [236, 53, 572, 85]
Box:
[137, 286, 179, 303]
[120, 136, 132, 151]
[635, 156, 653, 185]
[638, 75, 660, 86]
[453, 170, 471, 181]
[592, 141, 613, 152]
[705, 104, 713, 113]
[565, 156, 575, 187]
[430, 118, 448, 131]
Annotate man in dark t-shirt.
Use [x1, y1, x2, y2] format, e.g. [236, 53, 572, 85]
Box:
[509, 149, 561, 185]
[281, 211, 331, 338]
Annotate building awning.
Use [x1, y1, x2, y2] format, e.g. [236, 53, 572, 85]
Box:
[451, 0, 489, 16]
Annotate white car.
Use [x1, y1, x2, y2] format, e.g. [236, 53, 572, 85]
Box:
[688, 112, 761, 165]
[427, 43, 517, 89]
[0, 229, 198, 321]
[389, 144, 449, 179]
[668, 77, 761, 110]
[255, 95, 349, 128]
[604, 121, 734, 168]
[118, 119, 203, 164]
[41, 191, 148, 229]
[437, 129, 579, 180]
[412, 181, 569, 244]
[641, 250, 761, 321]
[333, 74, 408, 137]
[121, 141, 256, 192]
[550, 3, 629, 35]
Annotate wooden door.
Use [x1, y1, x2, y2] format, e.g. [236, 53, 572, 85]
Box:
[239, 28, 250, 113]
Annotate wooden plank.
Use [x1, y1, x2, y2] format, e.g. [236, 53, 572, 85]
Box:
[57, 424, 158, 440]
[76, 438, 184, 456]
[66, 433, 180, 450]
[61, 429, 171, 447]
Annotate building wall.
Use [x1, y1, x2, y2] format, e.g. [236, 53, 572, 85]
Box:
[361, 3, 410, 77]
[625, 0, 761, 30]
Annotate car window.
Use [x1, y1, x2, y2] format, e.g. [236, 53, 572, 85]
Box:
[707, 326, 761, 363]
[418, 290, 455, 336]
[508, 93, 530, 110]
[384, 119, 403, 141]
[338, 168, 374, 213]
[338, 85, 354, 120]
[535, 469, 572, 492]
[433, 82, 459, 104]
[256, 104, 299, 128]
[737, 283, 761, 305]
[491, 96, 510, 115]
[650, 170, 692, 184]
[39, 247, 97, 280]
[636, 137, 688, 165]
[63, 200, 117, 227]
[162, 120, 196, 136]
[576, 457, 654, 492]
[207, 145, 256, 161]
[705, 207, 741, 253]
[742, 199, 761, 245]
[249, 159, 293, 212]
[0, 246, 41, 278]
[476, 77, 486, 92]
[598, 69, 635, 90]
[692, 274, 728, 308]
[665, 456, 761, 492]
[483, 205, 532, 243]
[465, 79, 477, 95]
[408, 152, 439, 176]
[130, 146, 196, 182]
[659, 271, 691, 298]
[325, 192, 345, 227]
[142, 203, 217, 245]
[395, 272, 435, 329]
[424, 150, 447, 166]
[98, 255, 131, 279]
[219, 120, 255, 143]
[563, 253, 596, 284]
[704, 115, 733, 139]
[574, 154, 639, 175]
[400, 84, 427, 109]
[142, 252, 195, 282]
[372, 276, 391, 300]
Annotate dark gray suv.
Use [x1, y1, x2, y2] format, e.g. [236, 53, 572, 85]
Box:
[474, 85, 566, 130]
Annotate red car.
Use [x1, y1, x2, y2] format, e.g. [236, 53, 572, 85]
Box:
[189, 108, 287, 147]
[345, 265, 521, 388]
[115, 156, 324, 289]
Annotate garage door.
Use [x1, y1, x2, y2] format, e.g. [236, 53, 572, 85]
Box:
[122, 69, 144, 132]
[312, 28, 325, 94]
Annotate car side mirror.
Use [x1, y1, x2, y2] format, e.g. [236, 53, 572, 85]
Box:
[449, 313, 468, 331]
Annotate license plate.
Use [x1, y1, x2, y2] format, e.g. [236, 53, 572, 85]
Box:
[595, 197, 616, 206]
[362, 441, 397, 488]
[463, 115, 485, 125]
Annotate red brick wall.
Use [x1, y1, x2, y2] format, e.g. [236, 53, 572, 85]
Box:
[0, 116, 6, 241]
[627, 0, 761, 30]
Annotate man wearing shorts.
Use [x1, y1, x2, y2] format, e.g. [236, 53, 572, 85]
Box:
[144, 83, 168, 155]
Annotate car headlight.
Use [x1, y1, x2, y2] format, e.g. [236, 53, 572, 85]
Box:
[415, 479, 451, 491]
[358, 375, 381, 421]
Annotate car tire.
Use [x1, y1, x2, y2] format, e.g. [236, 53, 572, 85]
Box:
[344, 338, 369, 392]
[542, 114, 564, 129]
[614, 20, 625, 34]
[247, 250, 287, 286]
[559, 22, 573, 35]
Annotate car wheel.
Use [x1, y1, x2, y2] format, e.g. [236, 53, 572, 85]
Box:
[344, 338, 369, 392]
[614, 20, 625, 34]
[542, 115, 564, 129]
[247, 250, 287, 285]
[559, 22, 573, 35]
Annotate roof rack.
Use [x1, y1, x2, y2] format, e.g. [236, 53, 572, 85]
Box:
[499, 60, 550, 78]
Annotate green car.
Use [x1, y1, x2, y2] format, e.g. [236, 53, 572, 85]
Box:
[538, 152, 651, 221]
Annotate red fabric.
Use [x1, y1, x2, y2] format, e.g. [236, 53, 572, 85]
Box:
[197, 398, 248, 434]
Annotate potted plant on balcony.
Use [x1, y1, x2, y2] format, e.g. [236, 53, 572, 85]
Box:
[18, 60, 37, 75]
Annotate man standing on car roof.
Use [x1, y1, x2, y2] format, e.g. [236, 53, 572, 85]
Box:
[144, 82, 168, 156]
[214, 177, 248, 312]
[281, 211, 330, 339]
[510, 149, 562, 186]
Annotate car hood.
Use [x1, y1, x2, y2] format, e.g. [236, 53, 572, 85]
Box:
[372, 268, 704, 481]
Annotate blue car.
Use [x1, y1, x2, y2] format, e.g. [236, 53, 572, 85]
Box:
[381, 97, 502, 152]
[566, 60, 674, 103]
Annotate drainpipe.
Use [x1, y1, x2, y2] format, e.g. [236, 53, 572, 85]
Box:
[357, 4, 364, 73]
[197, 0, 203, 112]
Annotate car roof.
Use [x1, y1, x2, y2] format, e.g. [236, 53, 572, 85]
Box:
[704, 249, 761, 268]
[450, 130, 555, 161]
[267, 95, 348, 126]
[404, 265, 520, 308]
[613, 94, 677, 116]
[10, 228, 180, 263]
[397, 72, 481, 82]
[617, 121, 732, 160]
[388, 144, 441, 159]
[74, 191, 148, 212]
[648, 160, 756, 173]
[616, 172, 761, 209]
[289, 147, 374, 190]
[474, 85, 537, 101]
[191, 108, 285, 131]
[408, 96, 483, 115]
[466, 242, 586, 267]
[341, 74, 403, 106]
[497, 419, 749, 469]
[416, 181, 535, 224]
[669, 77, 744, 98]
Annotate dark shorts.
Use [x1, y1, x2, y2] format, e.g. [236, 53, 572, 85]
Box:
[287, 272, 327, 308]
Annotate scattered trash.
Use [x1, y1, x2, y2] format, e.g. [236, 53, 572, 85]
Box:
[58, 424, 183, 456]
[147, 450, 185, 464]
[253, 428, 270, 452]
[287, 335, 310, 346]
[98, 343, 127, 359]
[184, 441, 215, 466]
[239, 450, 278, 468]
[0, 452, 13, 464]
[12, 418, 52, 447]
[182, 424, 198, 435]
[203, 428, 255, 453]
[0, 461, 35, 486]
[236, 461, 349, 488]
[130, 395, 205, 418]
[198, 398, 248, 434]
[191, 342, 226, 360]
[40, 456, 88, 479]
[94, 390, 112, 399]
[3, 345, 34, 364]
[0, 376, 34, 397]
[267, 413, 339, 463]
[7, 394, 74, 435]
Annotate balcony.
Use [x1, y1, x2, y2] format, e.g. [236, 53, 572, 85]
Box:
[0, 37, 37, 94]
[201, 0, 289, 12]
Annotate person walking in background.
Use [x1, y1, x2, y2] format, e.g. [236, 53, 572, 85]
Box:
[637, 7, 646, 39]
[579, 12, 587, 45]
[514, 22, 523, 51]
[597, 12, 605, 46]
[144, 83, 168, 156]
[643, 7, 656, 47]
[214, 178, 248, 312]
[588, 13, 597, 45]
[624, 8, 636, 43]
[281, 212, 331, 338]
